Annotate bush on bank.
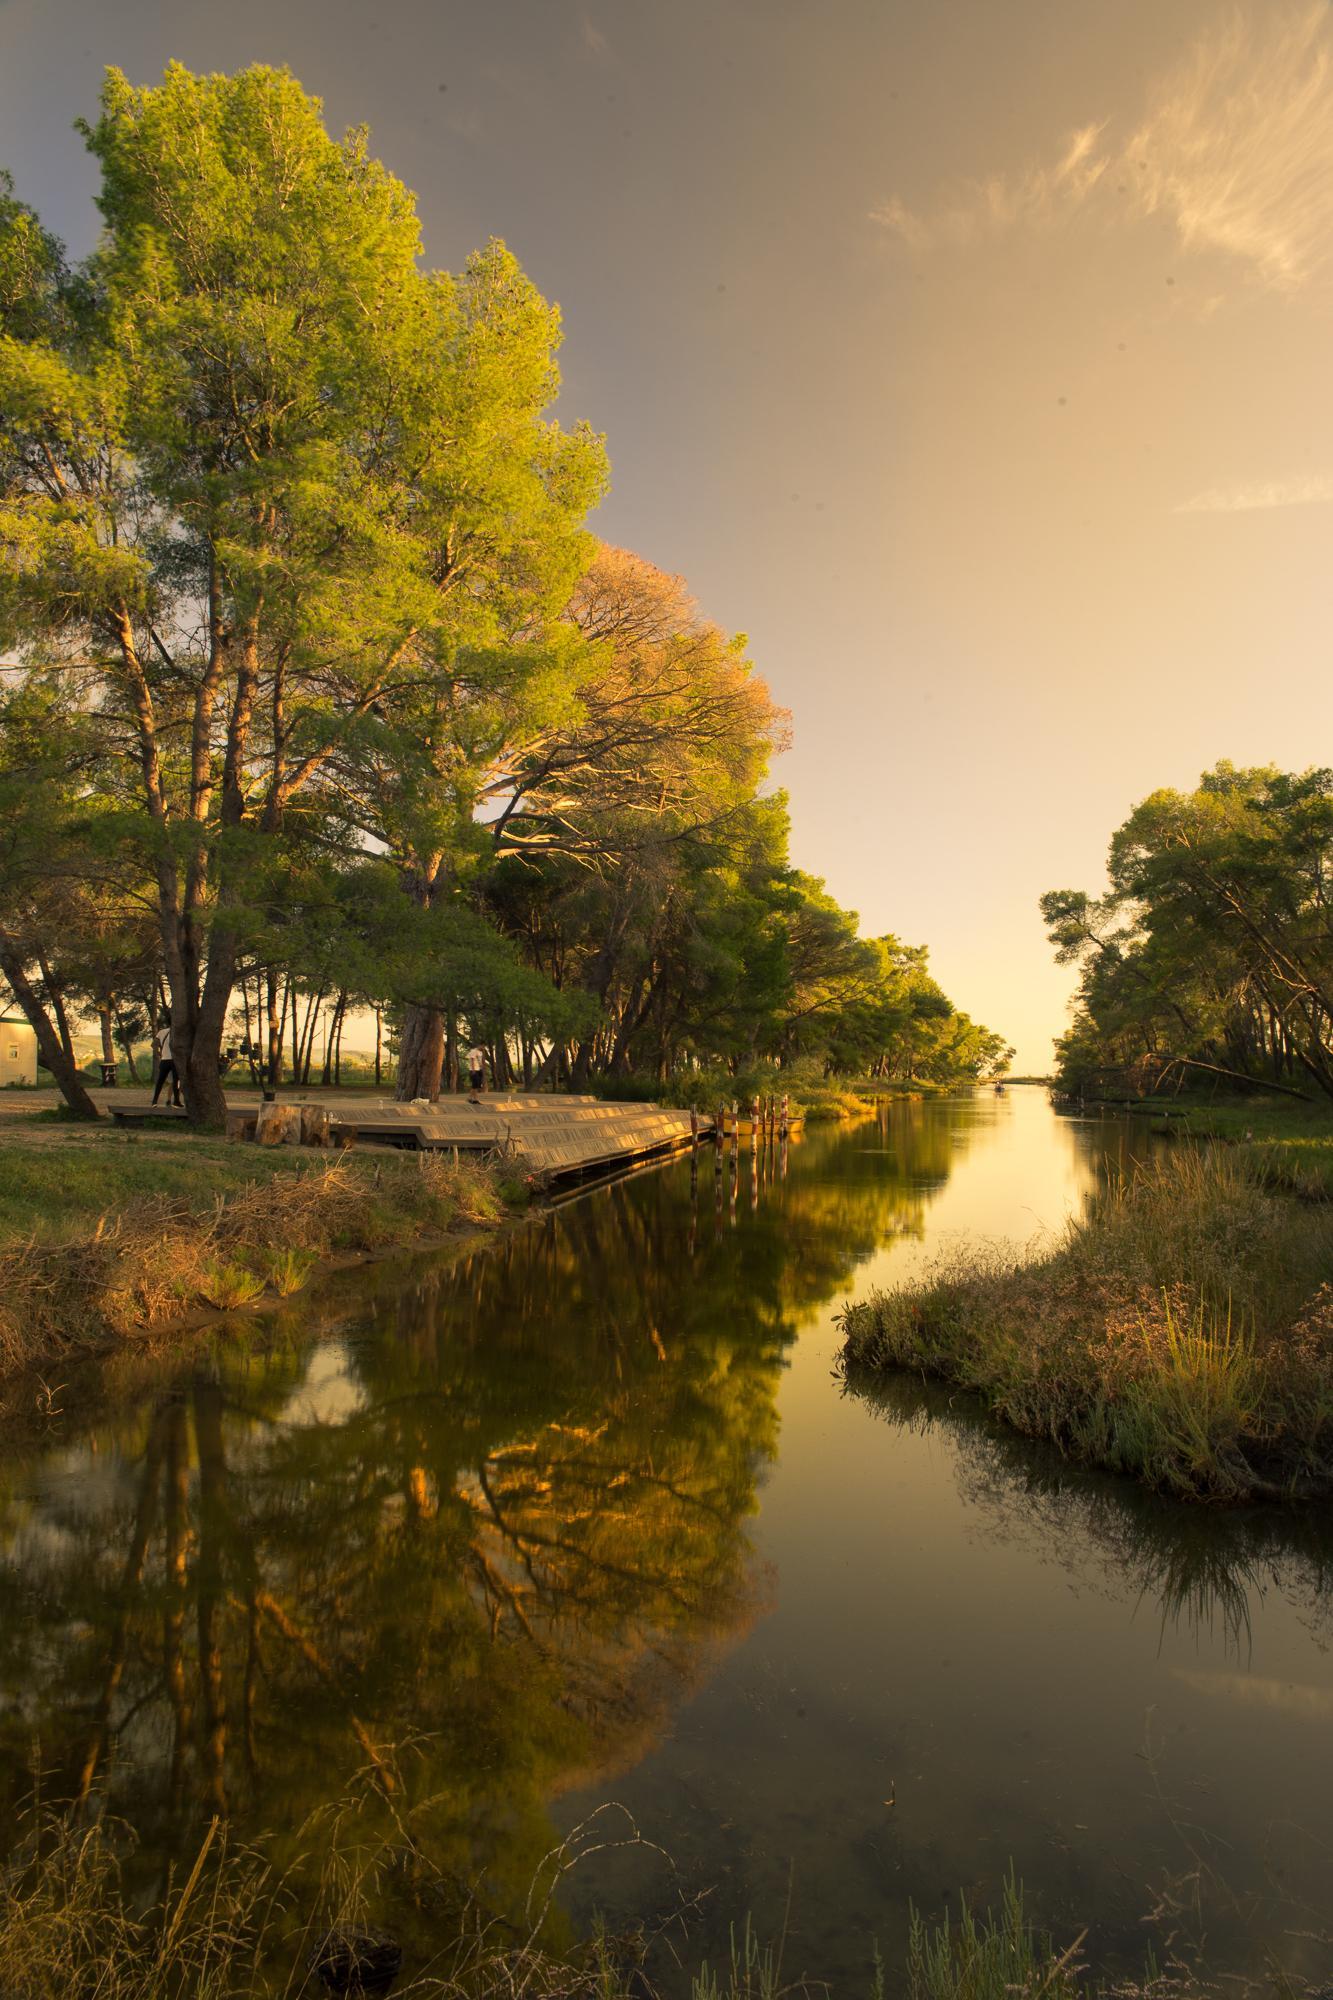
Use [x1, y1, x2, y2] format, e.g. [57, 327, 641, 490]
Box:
[597, 1058, 949, 1122]
[838, 1149, 1333, 1502]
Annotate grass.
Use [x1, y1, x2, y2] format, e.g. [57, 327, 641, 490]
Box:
[838, 1147, 1333, 1501]
[0, 1807, 1117, 2000]
[0, 1143, 507, 1385]
[0, 1802, 630, 2000]
[0, 1123, 341, 1248]
[903, 1872, 1084, 2000]
[1151, 1095, 1333, 1200]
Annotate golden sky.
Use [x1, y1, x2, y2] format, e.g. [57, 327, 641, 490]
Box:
[3, 0, 1331, 1067]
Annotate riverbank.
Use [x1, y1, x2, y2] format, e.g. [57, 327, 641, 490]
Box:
[1153, 1094, 1333, 1198]
[0, 1117, 509, 1385]
[838, 1147, 1333, 1501]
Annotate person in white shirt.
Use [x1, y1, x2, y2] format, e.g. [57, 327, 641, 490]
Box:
[467, 1045, 487, 1095]
[151, 1022, 182, 1107]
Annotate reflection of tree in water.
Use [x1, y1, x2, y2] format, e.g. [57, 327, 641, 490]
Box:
[0, 1205, 788, 1923]
[0, 1105, 990, 1936]
[844, 1370, 1333, 1658]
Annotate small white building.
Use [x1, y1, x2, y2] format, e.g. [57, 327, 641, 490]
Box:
[0, 1016, 38, 1088]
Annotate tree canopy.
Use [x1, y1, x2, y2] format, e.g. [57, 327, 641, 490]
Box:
[0, 63, 1003, 1117]
[1045, 762, 1333, 1100]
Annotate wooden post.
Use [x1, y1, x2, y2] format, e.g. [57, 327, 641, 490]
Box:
[690, 1104, 699, 1158]
[750, 1095, 760, 1148]
[780, 1093, 789, 1139]
[716, 1101, 725, 1163]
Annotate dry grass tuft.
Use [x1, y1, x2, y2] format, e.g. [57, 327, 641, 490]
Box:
[838, 1149, 1333, 1501]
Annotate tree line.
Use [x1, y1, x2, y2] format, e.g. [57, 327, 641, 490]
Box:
[1045, 761, 1333, 1099]
[0, 64, 1006, 1124]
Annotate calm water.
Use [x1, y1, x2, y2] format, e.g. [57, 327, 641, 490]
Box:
[3, 1088, 1333, 1990]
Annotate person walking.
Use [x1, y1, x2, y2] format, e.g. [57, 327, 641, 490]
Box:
[151, 1022, 182, 1107]
[467, 1044, 487, 1097]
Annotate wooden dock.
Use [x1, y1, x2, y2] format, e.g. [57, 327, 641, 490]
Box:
[316, 1094, 708, 1182]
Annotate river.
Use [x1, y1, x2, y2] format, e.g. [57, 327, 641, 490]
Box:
[2, 1087, 1332, 1992]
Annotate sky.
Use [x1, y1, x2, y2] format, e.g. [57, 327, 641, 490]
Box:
[2, 0, 1331, 1070]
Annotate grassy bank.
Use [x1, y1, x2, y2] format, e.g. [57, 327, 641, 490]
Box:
[838, 1148, 1333, 1501]
[0, 1808, 1104, 2000]
[1151, 1095, 1333, 1199]
[626, 1063, 949, 1124]
[0, 1126, 506, 1383]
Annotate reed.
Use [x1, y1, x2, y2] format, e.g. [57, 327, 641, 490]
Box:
[905, 1872, 1083, 2000]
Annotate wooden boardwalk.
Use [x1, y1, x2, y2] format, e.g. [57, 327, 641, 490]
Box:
[322, 1094, 707, 1180]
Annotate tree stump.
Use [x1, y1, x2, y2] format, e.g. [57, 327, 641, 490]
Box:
[300, 1105, 331, 1147]
[257, 1103, 302, 1147]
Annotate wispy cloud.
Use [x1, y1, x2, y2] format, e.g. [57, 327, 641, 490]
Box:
[872, 124, 1110, 248]
[1176, 471, 1333, 513]
[872, 4, 1333, 290]
[579, 10, 611, 61]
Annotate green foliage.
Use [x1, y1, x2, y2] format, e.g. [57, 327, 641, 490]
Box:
[249, 1245, 317, 1297]
[1046, 762, 1333, 1102]
[197, 1259, 266, 1311]
[0, 63, 999, 1115]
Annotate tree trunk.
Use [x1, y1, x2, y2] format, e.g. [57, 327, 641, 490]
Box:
[332, 995, 347, 1086]
[298, 989, 323, 1086]
[395, 1002, 445, 1101]
[117, 1017, 143, 1083]
[374, 1006, 383, 1090]
[0, 931, 101, 1119]
[179, 923, 238, 1128]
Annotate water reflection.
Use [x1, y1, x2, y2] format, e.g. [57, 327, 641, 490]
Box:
[845, 1371, 1333, 1662]
[0, 1093, 1330, 1993]
[0, 1100, 983, 1920]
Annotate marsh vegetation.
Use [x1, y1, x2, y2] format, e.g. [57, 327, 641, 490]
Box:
[839, 1146, 1333, 1500]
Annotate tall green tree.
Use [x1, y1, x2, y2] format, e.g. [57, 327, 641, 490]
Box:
[1045, 762, 1333, 1098]
[0, 64, 603, 1123]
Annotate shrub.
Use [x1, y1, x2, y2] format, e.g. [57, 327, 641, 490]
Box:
[198, 1260, 266, 1310]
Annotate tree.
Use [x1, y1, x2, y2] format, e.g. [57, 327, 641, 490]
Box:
[390, 545, 788, 1099]
[1045, 763, 1333, 1099]
[0, 64, 603, 1124]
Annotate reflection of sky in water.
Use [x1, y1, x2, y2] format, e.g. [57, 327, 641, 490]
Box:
[851, 1087, 1100, 1294]
[277, 1336, 367, 1428]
